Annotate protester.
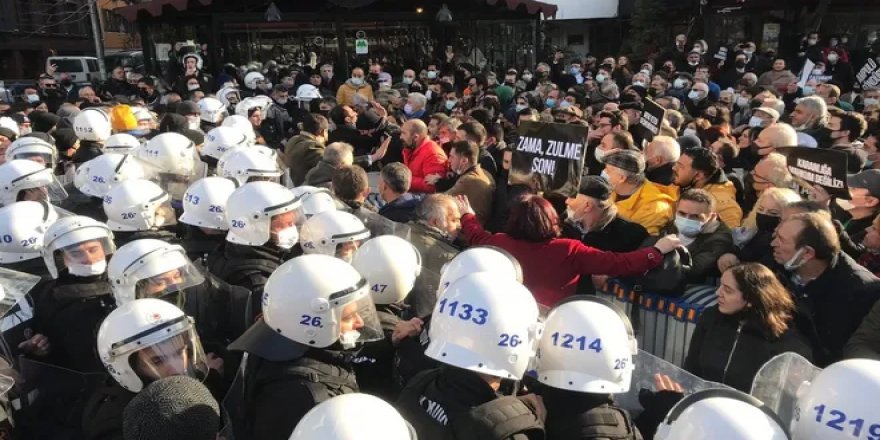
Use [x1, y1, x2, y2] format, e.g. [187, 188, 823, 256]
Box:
[603, 150, 676, 235]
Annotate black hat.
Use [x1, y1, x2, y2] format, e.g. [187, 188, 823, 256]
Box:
[180, 128, 205, 146]
[176, 100, 200, 116]
[53, 128, 78, 151]
[619, 101, 644, 112]
[28, 111, 61, 133]
[848, 169, 880, 199]
[578, 176, 612, 200]
[602, 150, 645, 174]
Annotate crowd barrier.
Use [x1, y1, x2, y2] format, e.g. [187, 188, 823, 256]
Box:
[597, 279, 718, 367]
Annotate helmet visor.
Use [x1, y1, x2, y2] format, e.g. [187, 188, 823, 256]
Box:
[151, 199, 178, 228]
[16, 173, 68, 204]
[58, 236, 115, 267]
[153, 172, 199, 202]
[134, 262, 205, 306]
[336, 289, 383, 347]
[126, 323, 209, 385]
[10, 151, 56, 168]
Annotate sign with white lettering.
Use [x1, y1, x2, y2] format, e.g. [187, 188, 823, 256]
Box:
[510, 121, 588, 197]
[637, 98, 666, 142]
[778, 147, 850, 199]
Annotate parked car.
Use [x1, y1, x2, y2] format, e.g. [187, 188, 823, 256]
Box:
[46, 56, 103, 84]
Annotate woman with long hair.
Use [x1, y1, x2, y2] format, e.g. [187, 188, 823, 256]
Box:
[718, 187, 800, 272]
[457, 193, 681, 306]
[684, 262, 813, 392]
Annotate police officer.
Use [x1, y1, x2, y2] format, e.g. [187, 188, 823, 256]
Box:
[534, 296, 642, 439]
[654, 389, 789, 440]
[107, 239, 250, 362]
[298, 210, 371, 263]
[82, 298, 214, 440]
[33, 215, 117, 372]
[134, 132, 207, 205]
[0, 159, 67, 207]
[216, 145, 282, 186]
[177, 176, 239, 263]
[205, 181, 302, 322]
[5, 135, 58, 169]
[0, 200, 58, 278]
[226, 254, 383, 440]
[350, 235, 422, 400]
[201, 126, 249, 174]
[64, 153, 146, 221]
[396, 272, 545, 440]
[72, 108, 112, 164]
[290, 394, 416, 440]
[103, 179, 180, 248]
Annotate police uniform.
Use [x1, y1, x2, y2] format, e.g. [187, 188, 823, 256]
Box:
[352, 302, 404, 400]
[541, 385, 642, 440]
[58, 184, 108, 222]
[112, 228, 180, 250]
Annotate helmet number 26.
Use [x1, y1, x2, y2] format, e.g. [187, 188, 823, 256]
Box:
[437, 298, 488, 325]
[550, 332, 602, 353]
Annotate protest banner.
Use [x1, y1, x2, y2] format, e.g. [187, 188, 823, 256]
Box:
[637, 98, 666, 143]
[857, 58, 880, 89]
[510, 121, 588, 197]
[799, 59, 815, 87]
[777, 147, 850, 199]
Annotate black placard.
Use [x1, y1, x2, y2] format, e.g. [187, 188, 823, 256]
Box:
[637, 98, 666, 143]
[510, 121, 589, 197]
[857, 58, 880, 89]
[778, 147, 850, 199]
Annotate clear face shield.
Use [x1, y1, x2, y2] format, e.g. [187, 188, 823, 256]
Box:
[10, 151, 56, 169]
[122, 320, 209, 385]
[153, 172, 201, 203]
[15, 168, 67, 204]
[335, 239, 367, 264]
[149, 197, 178, 229]
[57, 237, 115, 276]
[333, 283, 383, 349]
[133, 261, 205, 308]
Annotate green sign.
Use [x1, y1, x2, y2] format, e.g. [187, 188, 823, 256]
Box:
[355, 38, 369, 55]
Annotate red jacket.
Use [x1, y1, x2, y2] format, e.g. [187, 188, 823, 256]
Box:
[461, 213, 664, 306]
[403, 138, 448, 193]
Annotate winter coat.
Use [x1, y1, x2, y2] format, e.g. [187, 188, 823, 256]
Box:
[685, 306, 813, 392]
[446, 165, 495, 225]
[303, 160, 337, 189]
[660, 219, 734, 284]
[611, 180, 676, 235]
[403, 138, 448, 194]
[844, 299, 880, 360]
[284, 132, 324, 186]
[335, 79, 375, 107]
[461, 213, 665, 306]
[378, 193, 422, 223]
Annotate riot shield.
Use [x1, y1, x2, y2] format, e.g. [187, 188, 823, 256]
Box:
[615, 349, 730, 415]
[220, 358, 247, 440]
[0, 268, 43, 362]
[398, 224, 460, 318]
[749, 352, 821, 429]
[353, 208, 407, 237]
[12, 357, 107, 440]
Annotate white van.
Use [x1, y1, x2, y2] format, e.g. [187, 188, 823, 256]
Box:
[46, 56, 103, 84]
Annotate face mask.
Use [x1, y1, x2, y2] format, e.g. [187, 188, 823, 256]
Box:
[351, 77, 364, 86]
[187, 84, 200, 91]
[26, 94, 39, 103]
[755, 213, 780, 233]
[827, 54, 839, 63]
[515, 104, 528, 112]
[812, 68, 824, 76]
[404, 103, 415, 114]
[688, 90, 702, 101]
[129, 129, 150, 137]
[339, 329, 361, 349]
[689, 60, 700, 67]
[836, 197, 856, 211]
[633, 81, 646, 88]
[783, 247, 807, 271]
[545, 98, 556, 108]
[274, 226, 299, 250]
[735, 60, 747, 69]
[673, 79, 686, 89]
[322, 73, 334, 80]
[802, 85, 815, 96]
[600, 170, 610, 181]
[595, 74, 607, 83]
[276, 97, 288, 105]
[866, 98, 880, 107]
[559, 100, 572, 109]
[683, 128, 697, 138]
[807, 39, 818, 46]
[187, 115, 201, 126]
[445, 100, 457, 111]
[68, 260, 107, 277]
[749, 116, 764, 128]
[594, 147, 607, 162]
[522, 74, 533, 82]
[736, 96, 750, 108]
[743, 49, 754, 56]
[570, 67, 581, 76]
[675, 215, 704, 237]
[20, 126, 32, 135]
[426, 71, 438, 79]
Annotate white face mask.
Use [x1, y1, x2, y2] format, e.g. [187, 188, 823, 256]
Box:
[594, 147, 608, 162]
[748, 116, 764, 128]
[827, 53, 839, 63]
[515, 104, 528, 112]
[67, 260, 107, 277]
[522, 74, 533, 82]
[426, 71, 438, 79]
[783, 247, 807, 271]
[865, 98, 880, 107]
[688, 90, 702, 101]
[595, 74, 607, 84]
[273, 226, 299, 250]
[276, 97, 288, 105]
[683, 128, 697, 138]
[673, 79, 686, 89]
[339, 329, 361, 349]
[632, 81, 646, 88]
[26, 94, 40, 103]
[404, 103, 414, 114]
[187, 84, 200, 91]
[351, 77, 364, 86]
[736, 96, 750, 108]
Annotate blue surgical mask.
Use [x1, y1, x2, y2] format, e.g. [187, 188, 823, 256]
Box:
[802, 86, 814, 96]
[570, 67, 581, 76]
[545, 98, 556, 108]
[559, 101, 572, 109]
[445, 100, 457, 111]
[674, 215, 704, 237]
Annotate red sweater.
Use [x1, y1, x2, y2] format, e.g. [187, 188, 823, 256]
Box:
[461, 213, 664, 306]
[402, 138, 448, 193]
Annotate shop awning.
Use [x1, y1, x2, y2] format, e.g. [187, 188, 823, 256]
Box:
[485, 0, 558, 18]
[114, 0, 212, 22]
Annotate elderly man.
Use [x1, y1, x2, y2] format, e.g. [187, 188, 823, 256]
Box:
[645, 136, 680, 186]
[403, 92, 428, 121]
[400, 119, 448, 194]
[304, 141, 354, 188]
[77, 86, 101, 105]
[377, 163, 420, 223]
[407, 193, 463, 316]
[754, 122, 799, 156]
[751, 152, 793, 199]
[685, 81, 711, 118]
[749, 106, 780, 130]
[603, 150, 676, 235]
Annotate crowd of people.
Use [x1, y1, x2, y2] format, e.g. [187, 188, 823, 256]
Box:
[0, 30, 879, 440]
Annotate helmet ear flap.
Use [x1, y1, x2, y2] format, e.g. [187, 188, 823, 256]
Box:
[311, 297, 329, 313]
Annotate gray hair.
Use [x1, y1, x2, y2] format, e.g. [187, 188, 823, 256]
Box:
[796, 96, 829, 127]
[415, 193, 457, 225]
[665, 109, 685, 131]
[650, 136, 681, 163]
[323, 142, 354, 167]
[408, 92, 427, 110]
[380, 162, 412, 194]
[763, 152, 794, 188]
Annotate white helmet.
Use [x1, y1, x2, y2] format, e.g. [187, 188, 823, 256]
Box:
[181, 53, 204, 71]
[103, 133, 142, 154]
[97, 298, 208, 392]
[0, 117, 19, 136]
[294, 84, 322, 102]
[217, 86, 241, 109]
[179, 177, 239, 231]
[42, 215, 115, 279]
[299, 210, 371, 262]
[791, 359, 880, 440]
[0, 200, 58, 263]
[244, 71, 267, 91]
[536, 296, 637, 394]
[235, 97, 266, 121]
[74, 154, 146, 198]
[137, 132, 205, 200]
[351, 235, 421, 305]
[216, 147, 281, 186]
[107, 239, 205, 306]
[0, 159, 67, 206]
[103, 179, 176, 232]
[73, 108, 112, 142]
[202, 126, 250, 161]
[655, 389, 789, 440]
[290, 186, 337, 219]
[221, 115, 257, 145]
[5, 136, 57, 168]
[225, 181, 301, 247]
[263, 254, 382, 349]
[439, 246, 522, 293]
[198, 97, 227, 124]
[290, 393, 415, 440]
[426, 272, 540, 380]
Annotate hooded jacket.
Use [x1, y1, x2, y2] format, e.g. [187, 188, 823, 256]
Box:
[335, 78, 375, 107]
[611, 180, 676, 235]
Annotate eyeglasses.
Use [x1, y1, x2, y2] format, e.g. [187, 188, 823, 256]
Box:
[43, 83, 57, 88]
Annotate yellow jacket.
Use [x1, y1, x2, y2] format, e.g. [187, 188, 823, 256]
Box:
[336, 81, 375, 107]
[703, 180, 743, 228]
[612, 180, 676, 235]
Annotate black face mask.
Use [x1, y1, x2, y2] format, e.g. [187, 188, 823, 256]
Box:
[735, 60, 747, 68]
[60, 79, 73, 88]
[814, 126, 833, 147]
[755, 213, 781, 233]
